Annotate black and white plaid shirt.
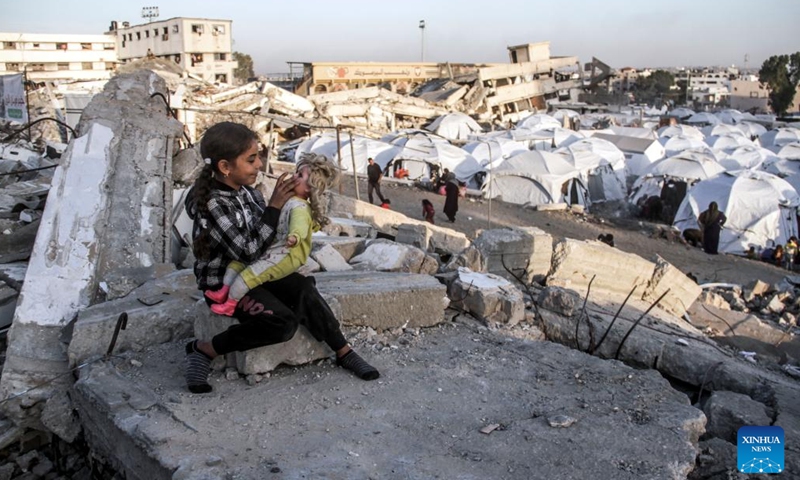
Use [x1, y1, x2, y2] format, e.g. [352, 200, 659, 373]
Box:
[188, 181, 280, 290]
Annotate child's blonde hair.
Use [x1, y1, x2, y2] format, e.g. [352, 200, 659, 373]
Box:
[296, 153, 339, 228]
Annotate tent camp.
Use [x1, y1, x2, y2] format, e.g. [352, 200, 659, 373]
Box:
[673, 170, 800, 254]
[556, 137, 628, 202]
[761, 128, 800, 149]
[482, 151, 589, 208]
[426, 112, 483, 141]
[295, 133, 400, 174]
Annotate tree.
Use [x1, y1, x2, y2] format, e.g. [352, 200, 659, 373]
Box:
[633, 70, 675, 106]
[233, 52, 255, 83]
[758, 52, 800, 116]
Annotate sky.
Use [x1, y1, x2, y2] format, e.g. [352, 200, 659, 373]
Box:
[2, 0, 799, 75]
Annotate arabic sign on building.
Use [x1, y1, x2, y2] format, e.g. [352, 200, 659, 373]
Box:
[313, 63, 441, 81]
[0, 74, 28, 123]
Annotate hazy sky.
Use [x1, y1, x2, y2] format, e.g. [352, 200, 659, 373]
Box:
[2, 0, 798, 74]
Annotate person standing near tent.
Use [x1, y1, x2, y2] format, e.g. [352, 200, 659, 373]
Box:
[443, 169, 459, 223]
[697, 201, 727, 255]
[367, 157, 386, 205]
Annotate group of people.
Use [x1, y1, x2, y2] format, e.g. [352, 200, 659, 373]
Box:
[184, 122, 379, 394]
[749, 237, 800, 270]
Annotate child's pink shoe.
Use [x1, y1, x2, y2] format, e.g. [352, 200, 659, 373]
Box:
[210, 298, 238, 316]
[205, 285, 230, 304]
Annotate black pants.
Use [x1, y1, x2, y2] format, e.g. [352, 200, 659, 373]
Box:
[368, 181, 385, 204]
[211, 273, 348, 355]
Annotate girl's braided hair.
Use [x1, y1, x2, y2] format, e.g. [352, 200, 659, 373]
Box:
[190, 122, 258, 259]
[296, 153, 339, 228]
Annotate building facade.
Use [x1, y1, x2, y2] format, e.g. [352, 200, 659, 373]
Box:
[0, 32, 117, 82]
[111, 17, 237, 84]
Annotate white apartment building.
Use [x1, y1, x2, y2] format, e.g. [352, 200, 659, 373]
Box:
[0, 33, 117, 82]
[111, 17, 237, 84]
[676, 70, 732, 107]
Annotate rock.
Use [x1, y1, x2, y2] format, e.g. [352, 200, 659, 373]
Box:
[703, 390, 770, 443]
[766, 294, 786, 314]
[699, 291, 731, 310]
[537, 286, 581, 317]
[547, 415, 577, 428]
[41, 391, 81, 443]
[350, 239, 438, 275]
[744, 279, 771, 302]
[310, 244, 352, 272]
[447, 268, 525, 326]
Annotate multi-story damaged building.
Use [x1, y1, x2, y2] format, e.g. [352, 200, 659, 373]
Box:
[110, 17, 237, 84]
[0, 32, 117, 82]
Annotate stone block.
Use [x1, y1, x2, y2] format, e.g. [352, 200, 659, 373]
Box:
[68, 270, 198, 365]
[310, 244, 352, 272]
[314, 271, 448, 330]
[234, 326, 333, 375]
[473, 227, 553, 284]
[448, 269, 524, 326]
[327, 193, 469, 254]
[441, 245, 483, 274]
[538, 286, 581, 317]
[698, 291, 730, 310]
[396, 223, 433, 252]
[703, 390, 770, 443]
[744, 279, 771, 302]
[350, 239, 438, 275]
[311, 235, 366, 262]
[548, 238, 654, 304]
[643, 255, 702, 317]
[322, 216, 376, 238]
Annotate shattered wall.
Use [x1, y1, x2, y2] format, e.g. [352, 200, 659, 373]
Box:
[0, 70, 184, 428]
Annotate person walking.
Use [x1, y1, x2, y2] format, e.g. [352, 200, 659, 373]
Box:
[697, 201, 727, 255]
[367, 157, 386, 205]
[442, 169, 459, 223]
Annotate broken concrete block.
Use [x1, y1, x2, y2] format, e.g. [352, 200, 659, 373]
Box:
[472, 227, 553, 284]
[297, 256, 321, 276]
[441, 245, 483, 274]
[326, 193, 470, 254]
[744, 279, 771, 302]
[643, 256, 702, 318]
[311, 235, 366, 262]
[703, 390, 770, 443]
[447, 268, 524, 326]
[396, 223, 432, 252]
[350, 239, 438, 275]
[68, 270, 198, 365]
[172, 146, 202, 187]
[538, 286, 581, 317]
[323, 216, 376, 238]
[766, 294, 786, 314]
[234, 326, 333, 375]
[548, 238, 654, 306]
[314, 271, 447, 330]
[698, 291, 731, 310]
[311, 244, 352, 272]
[40, 391, 81, 443]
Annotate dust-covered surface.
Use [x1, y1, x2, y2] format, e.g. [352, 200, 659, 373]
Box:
[81, 318, 703, 480]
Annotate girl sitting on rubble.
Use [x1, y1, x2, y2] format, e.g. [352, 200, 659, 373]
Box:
[205, 153, 337, 316]
[184, 122, 378, 394]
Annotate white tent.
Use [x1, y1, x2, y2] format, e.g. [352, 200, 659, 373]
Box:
[387, 132, 484, 186]
[702, 124, 746, 138]
[482, 151, 588, 207]
[516, 113, 562, 130]
[673, 170, 800, 254]
[718, 145, 779, 171]
[511, 126, 585, 151]
[775, 143, 800, 159]
[714, 109, 745, 125]
[463, 136, 528, 168]
[592, 132, 666, 178]
[660, 135, 708, 155]
[657, 124, 704, 140]
[331, 136, 402, 174]
[705, 134, 755, 150]
[551, 109, 580, 123]
[686, 112, 721, 126]
[761, 128, 800, 148]
[556, 137, 628, 202]
[668, 107, 695, 119]
[426, 112, 483, 141]
[737, 122, 768, 139]
[294, 133, 341, 161]
[629, 150, 726, 205]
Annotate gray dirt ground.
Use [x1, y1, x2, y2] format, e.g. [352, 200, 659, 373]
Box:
[109, 316, 702, 480]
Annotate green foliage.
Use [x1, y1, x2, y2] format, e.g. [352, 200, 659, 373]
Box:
[758, 52, 800, 116]
[633, 70, 675, 105]
[233, 52, 255, 82]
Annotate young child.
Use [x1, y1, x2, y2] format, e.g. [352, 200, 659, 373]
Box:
[422, 199, 435, 224]
[205, 154, 338, 316]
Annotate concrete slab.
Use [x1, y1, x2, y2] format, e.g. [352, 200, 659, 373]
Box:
[72, 323, 704, 480]
[310, 243, 352, 272]
[473, 227, 553, 284]
[447, 268, 525, 326]
[548, 238, 655, 304]
[314, 270, 447, 330]
[643, 255, 702, 317]
[322, 216, 376, 239]
[349, 239, 438, 275]
[310, 234, 366, 262]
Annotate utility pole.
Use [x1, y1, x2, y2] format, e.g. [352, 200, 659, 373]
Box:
[419, 20, 426, 62]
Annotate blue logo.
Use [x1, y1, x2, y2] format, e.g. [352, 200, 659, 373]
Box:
[738, 426, 784, 474]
